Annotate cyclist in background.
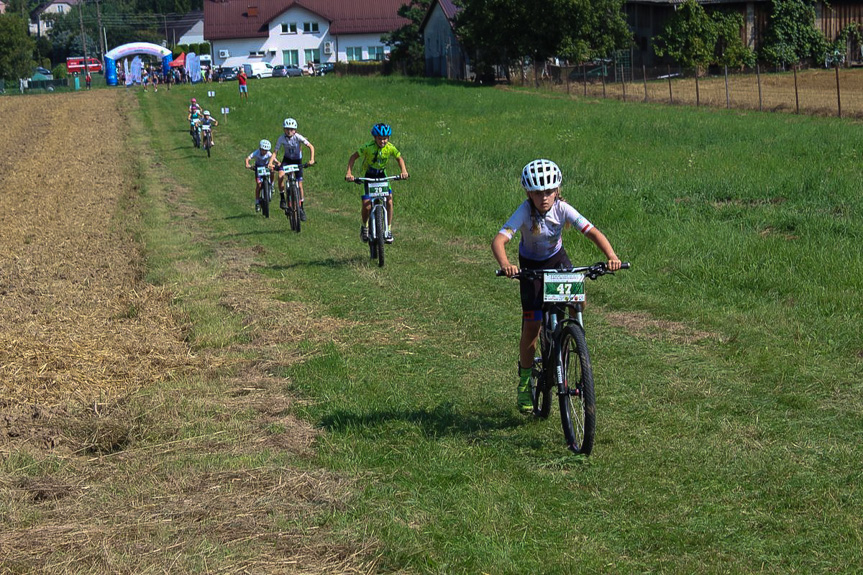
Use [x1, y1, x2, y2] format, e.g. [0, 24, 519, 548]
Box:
[345, 123, 409, 244]
[244, 139, 276, 213]
[492, 159, 622, 413]
[200, 110, 219, 146]
[274, 118, 316, 219]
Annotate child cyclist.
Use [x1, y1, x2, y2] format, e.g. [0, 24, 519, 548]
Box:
[492, 159, 622, 414]
[200, 110, 219, 146]
[345, 123, 409, 244]
[244, 139, 276, 213]
[274, 118, 315, 220]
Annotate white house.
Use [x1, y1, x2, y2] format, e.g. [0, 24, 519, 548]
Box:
[29, 0, 80, 37]
[203, 0, 409, 69]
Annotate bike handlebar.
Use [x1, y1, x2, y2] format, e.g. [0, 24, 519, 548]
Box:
[496, 262, 631, 280]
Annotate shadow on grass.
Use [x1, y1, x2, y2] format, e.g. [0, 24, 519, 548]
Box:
[319, 401, 528, 439]
[271, 256, 367, 270]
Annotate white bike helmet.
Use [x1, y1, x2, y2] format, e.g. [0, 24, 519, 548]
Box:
[283, 117, 298, 129]
[259, 139, 271, 151]
[521, 159, 562, 192]
[203, 110, 211, 116]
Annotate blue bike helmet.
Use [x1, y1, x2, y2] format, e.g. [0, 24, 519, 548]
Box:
[371, 123, 392, 137]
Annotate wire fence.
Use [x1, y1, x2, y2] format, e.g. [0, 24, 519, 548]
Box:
[518, 63, 863, 119]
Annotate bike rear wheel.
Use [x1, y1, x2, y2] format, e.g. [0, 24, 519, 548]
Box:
[289, 181, 301, 232]
[558, 323, 595, 455]
[261, 179, 271, 218]
[374, 207, 385, 267]
[532, 327, 553, 418]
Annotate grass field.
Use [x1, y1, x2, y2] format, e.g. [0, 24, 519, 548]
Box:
[3, 75, 862, 573]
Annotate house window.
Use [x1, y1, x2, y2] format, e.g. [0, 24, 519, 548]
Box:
[304, 49, 321, 64]
[280, 22, 297, 34]
[346, 47, 362, 61]
[302, 22, 319, 33]
[282, 50, 299, 66]
[368, 46, 384, 61]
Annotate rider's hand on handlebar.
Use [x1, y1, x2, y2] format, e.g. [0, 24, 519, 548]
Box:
[500, 264, 519, 278]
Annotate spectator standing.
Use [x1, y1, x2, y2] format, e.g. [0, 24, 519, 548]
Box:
[238, 68, 248, 102]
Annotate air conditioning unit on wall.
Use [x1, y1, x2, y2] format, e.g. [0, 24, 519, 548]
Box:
[218, 49, 230, 58]
[323, 41, 333, 55]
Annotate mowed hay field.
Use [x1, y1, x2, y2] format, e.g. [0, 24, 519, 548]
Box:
[0, 91, 193, 409]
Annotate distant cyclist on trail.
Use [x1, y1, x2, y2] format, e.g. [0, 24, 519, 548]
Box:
[345, 123, 409, 244]
[274, 117, 315, 220]
[245, 139, 276, 213]
[200, 110, 219, 146]
[492, 159, 622, 413]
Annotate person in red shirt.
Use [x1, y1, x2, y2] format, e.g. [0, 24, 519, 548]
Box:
[237, 69, 248, 102]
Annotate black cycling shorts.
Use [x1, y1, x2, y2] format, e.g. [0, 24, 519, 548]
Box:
[519, 249, 572, 315]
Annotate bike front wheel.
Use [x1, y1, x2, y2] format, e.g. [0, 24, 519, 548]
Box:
[374, 207, 385, 267]
[289, 181, 301, 233]
[558, 323, 595, 455]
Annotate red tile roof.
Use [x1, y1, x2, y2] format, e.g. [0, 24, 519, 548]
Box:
[204, 0, 409, 40]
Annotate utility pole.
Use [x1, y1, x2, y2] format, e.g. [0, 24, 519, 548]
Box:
[95, 0, 105, 62]
[78, 0, 90, 76]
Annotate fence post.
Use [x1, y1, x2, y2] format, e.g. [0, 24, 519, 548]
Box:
[601, 65, 606, 98]
[695, 68, 700, 107]
[643, 65, 648, 102]
[756, 64, 763, 111]
[724, 65, 730, 109]
[583, 63, 587, 97]
[835, 64, 842, 118]
[667, 65, 673, 104]
[793, 65, 799, 114]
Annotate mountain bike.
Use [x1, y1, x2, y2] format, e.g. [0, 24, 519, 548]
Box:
[497, 262, 630, 455]
[190, 119, 201, 148]
[253, 165, 273, 218]
[279, 162, 311, 233]
[354, 175, 401, 267]
[201, 123, 213, 157]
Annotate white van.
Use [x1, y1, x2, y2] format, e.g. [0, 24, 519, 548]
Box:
[243, 62, 274, 79]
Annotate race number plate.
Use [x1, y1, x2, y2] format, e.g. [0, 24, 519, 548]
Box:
[256, 166, 270, 177]
[543, 272, 585, 302]
[366, 181, 390, 198]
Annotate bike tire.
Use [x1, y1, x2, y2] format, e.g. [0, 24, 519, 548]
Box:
[558, 323, 596, 455]
[374, 207, 385, 267]
[532, 327, 553, 419]
[261, 179, 271, 218]
[289, 181, 301, 233]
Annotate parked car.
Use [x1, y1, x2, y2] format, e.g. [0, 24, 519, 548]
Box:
[273, 64, 303, 77]
[218, 66, 239, 81]
[243, 62, 274, 79]
[316, 62, 335, 76]
[31, 67, 53, 81]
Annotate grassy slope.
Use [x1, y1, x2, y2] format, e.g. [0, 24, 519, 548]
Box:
[140, 76, 862, 573]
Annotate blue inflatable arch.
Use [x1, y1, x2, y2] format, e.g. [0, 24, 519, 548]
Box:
[105, 42, 173, 86]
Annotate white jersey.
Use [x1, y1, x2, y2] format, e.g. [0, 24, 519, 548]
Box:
[499, 199, 593, 261]
[275, 133, 309, 160]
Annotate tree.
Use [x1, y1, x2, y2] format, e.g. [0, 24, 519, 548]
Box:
[383, 0, 431, 76]
[654, 0, 716, 72]
[760, 0, 826, 68]
[0, 13, 35, 82]
[454, 0, 630, 77]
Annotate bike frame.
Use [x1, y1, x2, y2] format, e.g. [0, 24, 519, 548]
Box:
[357, 176, 400, 242]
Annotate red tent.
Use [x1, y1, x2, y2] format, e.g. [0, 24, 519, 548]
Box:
[170, 52, 185, 67]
